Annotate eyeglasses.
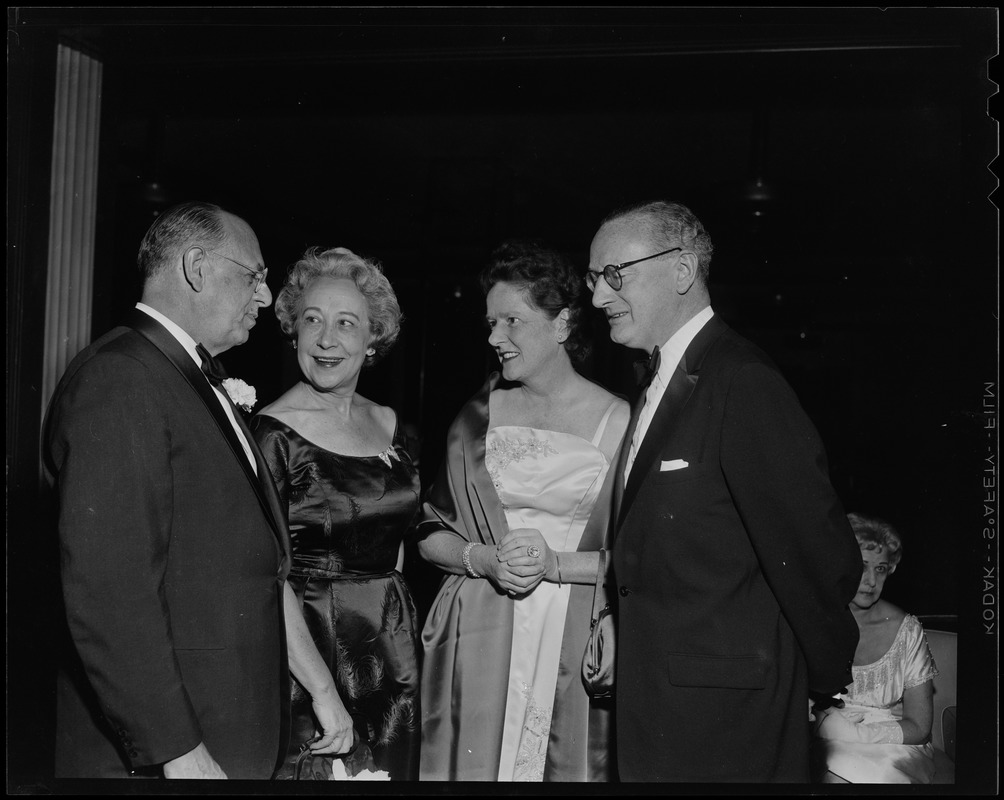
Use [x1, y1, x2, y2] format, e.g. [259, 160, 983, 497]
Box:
[207, 248, 268, 292]
[584, 247, 682, 292]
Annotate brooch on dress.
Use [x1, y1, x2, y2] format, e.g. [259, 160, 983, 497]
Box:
[377, 447, 401, 468]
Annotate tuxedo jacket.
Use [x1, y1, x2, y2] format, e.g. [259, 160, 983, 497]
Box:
[611, 314, 861, 783]
[43, 309, 291, 779]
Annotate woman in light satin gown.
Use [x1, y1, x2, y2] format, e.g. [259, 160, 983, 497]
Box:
[812, 513, 940, 784]
[416, 240, 630, 781]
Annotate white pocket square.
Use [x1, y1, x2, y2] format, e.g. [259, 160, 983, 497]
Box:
[661, 459, 689, 471]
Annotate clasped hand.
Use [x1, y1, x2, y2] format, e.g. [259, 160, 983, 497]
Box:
[487, 528, 554, 597]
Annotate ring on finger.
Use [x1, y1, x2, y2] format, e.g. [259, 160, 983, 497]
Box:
[527, 545, 541, 558]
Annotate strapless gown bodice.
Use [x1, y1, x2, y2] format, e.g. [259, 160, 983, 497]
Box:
[486, 422, 612, 781]
[486, 425, 610, 549]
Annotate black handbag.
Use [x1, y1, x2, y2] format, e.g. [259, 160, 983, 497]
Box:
[581, 549, 615, 698]
[293, 731, 379, 780]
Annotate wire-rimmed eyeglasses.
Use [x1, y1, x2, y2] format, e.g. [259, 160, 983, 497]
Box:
[584, 247, 682, 292]
[206, 248, 268, 292]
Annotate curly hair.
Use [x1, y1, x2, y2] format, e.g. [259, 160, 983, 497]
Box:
[847, 512, 904, 571]
[602, 200, 714, 286]
[479, 239, 592, 365]
[274, 246, 402, 364]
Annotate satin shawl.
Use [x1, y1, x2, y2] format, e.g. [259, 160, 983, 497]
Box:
[417, 373, 616, 781]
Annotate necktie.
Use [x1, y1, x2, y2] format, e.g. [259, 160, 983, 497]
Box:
[196, 341, 258, 473]
[634, 346, 661, 391]
[616, 346, 662, 501]
[196, 343, 228, 387]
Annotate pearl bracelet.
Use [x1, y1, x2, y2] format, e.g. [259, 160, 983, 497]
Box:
[462, 542, 482, 578]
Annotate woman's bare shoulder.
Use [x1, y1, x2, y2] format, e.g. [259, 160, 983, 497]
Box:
[878, 599, 906, 624]
[873, 600, 907, 640]
[583, 379, 629, 416]
[354, 394, 397, 436]
[578, 381, 630, 459]
[257, 388, 301, 423]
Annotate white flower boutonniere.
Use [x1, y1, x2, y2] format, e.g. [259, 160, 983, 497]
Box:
[221, 377, 257, 413]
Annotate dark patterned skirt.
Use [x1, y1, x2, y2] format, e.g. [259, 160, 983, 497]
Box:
[277, 568, 421, 781]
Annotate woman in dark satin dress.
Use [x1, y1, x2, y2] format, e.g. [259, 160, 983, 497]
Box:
[251, 246, 421, 780]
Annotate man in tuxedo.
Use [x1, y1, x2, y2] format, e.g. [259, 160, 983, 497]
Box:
[44, 202, 302, 778]
[587, 200, 862, 782]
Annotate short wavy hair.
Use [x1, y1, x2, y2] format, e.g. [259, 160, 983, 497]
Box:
[479, 239, 592, 365]
[274, 246, 402, 364]
[602, 200, 714, 286]
[137, 201, 228, 281]
[847, 512, 904, 571]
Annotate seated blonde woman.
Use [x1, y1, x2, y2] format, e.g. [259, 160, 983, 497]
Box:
[811, 512, 939, 784]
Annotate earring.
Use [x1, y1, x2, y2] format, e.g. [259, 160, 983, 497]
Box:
[366, 348, 376, 356]
[292, 341, 298, 350]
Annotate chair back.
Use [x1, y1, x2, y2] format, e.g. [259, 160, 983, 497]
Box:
[923, 626, 957, 758]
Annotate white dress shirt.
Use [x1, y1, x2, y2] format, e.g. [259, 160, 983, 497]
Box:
[135, 303, 257, 474]
[623, 305, 714, 483]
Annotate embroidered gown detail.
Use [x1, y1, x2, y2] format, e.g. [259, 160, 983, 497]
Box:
[816, 614, 939, 784]
[252, 414, 422, 781]
[486, 401, 617, 781]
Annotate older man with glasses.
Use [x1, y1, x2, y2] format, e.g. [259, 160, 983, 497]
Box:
[43, 201, 343, 780]
[586, 199, 863, 783]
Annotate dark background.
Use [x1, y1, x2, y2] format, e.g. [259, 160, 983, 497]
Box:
[7, 6, 998, 794]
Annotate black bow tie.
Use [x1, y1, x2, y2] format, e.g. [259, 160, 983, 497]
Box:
[196, 343, 228, 387]
[634, 346, 661, 390]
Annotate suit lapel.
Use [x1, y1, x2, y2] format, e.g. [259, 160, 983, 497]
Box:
[617, 314, 728, 528]
[124, 309, 288, 554]
[619, 362, 699, 525]
[231, 404, 292, 572]
[611, 392, 643, 529]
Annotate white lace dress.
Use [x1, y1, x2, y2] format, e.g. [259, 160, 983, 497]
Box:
[817, 613, 940, 783]
[486, 404, 616, 781]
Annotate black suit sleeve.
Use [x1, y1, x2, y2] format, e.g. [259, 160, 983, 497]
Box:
[720, 362, 861, 695]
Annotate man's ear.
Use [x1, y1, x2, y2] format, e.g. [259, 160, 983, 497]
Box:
[183, 245, 208, 292]
[674, 252, 700, 295]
